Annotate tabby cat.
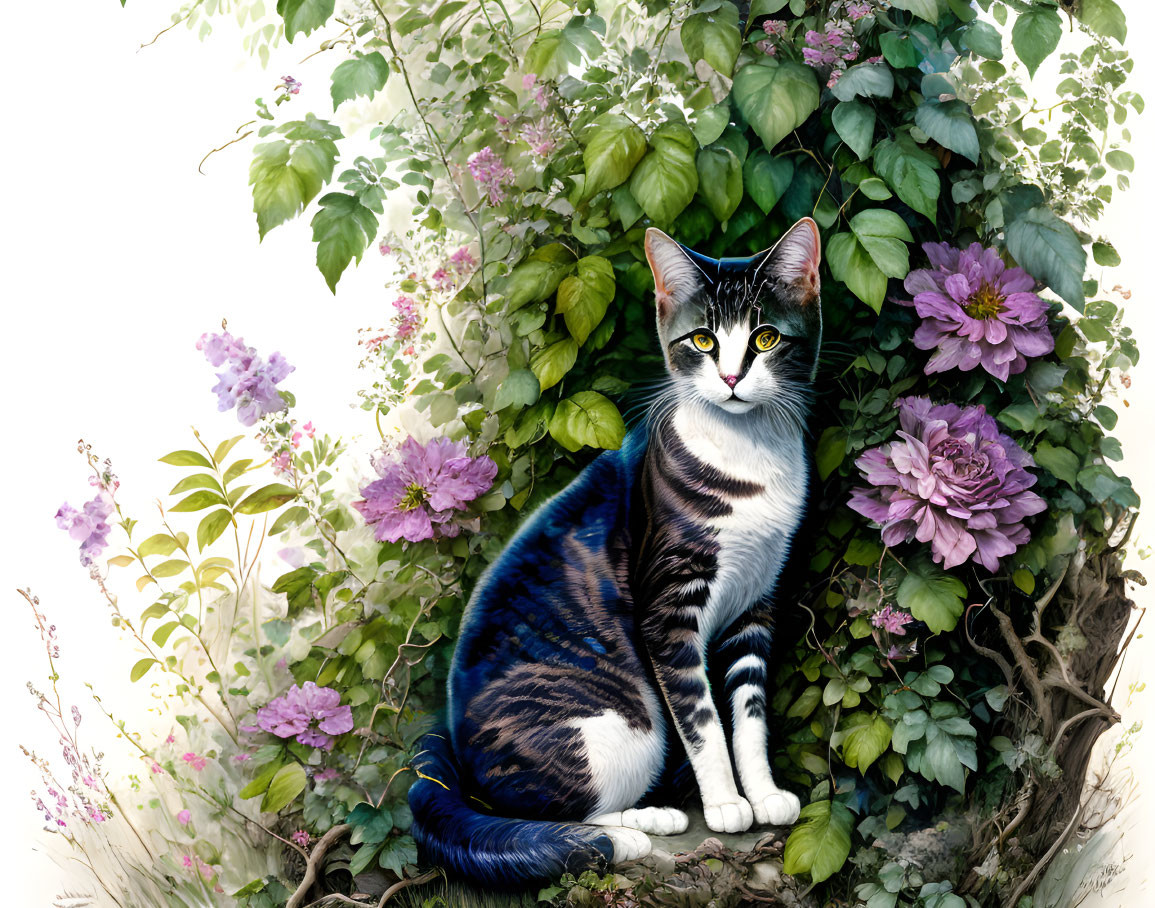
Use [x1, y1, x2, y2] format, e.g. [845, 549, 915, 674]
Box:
[409, 217, 822, 886]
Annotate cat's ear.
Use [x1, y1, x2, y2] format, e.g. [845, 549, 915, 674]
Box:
[645, 228, 704, 320]
[756, 217, 821, 305]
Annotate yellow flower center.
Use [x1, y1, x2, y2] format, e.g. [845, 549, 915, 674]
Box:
[963, 281, 1005, 320]
[398, 483, 428, 511]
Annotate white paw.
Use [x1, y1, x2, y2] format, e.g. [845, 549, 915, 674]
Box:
[601, 826, 652, 863]
[749, 790, 800, 826]
[703, 797, 754, 833]
[622, 806, 690, 836]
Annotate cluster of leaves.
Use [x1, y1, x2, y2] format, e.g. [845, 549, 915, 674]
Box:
[81, 0, 1141, 905]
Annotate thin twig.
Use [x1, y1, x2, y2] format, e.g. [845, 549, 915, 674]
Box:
[198, 130, 253, 175]
[286, 824, 352, 908]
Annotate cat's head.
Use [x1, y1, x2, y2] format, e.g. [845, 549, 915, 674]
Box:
[645, 217, 822, 419]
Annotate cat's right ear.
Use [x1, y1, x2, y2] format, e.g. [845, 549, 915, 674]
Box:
[645, 228, 703, 320]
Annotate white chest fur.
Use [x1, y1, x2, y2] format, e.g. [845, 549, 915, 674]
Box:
[673, 403, 808, 641]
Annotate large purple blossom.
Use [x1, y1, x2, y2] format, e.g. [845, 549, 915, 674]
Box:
[255, 682, 353, 751]
[900, 242, 1054, 381]
[353, 437, 498, 543]
[849, 397, 1046, 571]
[56, 491, 115, 565]
[197, 330, 294, 426]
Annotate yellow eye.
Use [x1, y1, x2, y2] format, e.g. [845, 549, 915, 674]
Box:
[754, 328, 780, 352]
[692, 333, 715, 352]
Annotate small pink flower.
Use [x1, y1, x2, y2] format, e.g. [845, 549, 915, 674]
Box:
[177, 809, 191, 826]
[165, 734, 175, 744]
[314, 768, 340, 782]
[403, 345, 415, 356]
[181, 752, 208, 772]
[233, 753, 252, 763]
[378, 242, 393, 256]
[291, 829, 311, 847]
[522, 73, 537, 89]
[150, 762, 165, 775]
[302, 421, 315, 438]
[430, 267, 454, 291]
[272, 452, 292, 475]
[181, 855, 193, 869]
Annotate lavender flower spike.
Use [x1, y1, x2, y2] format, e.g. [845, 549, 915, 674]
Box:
[900, 242, 1054, 381]
[849, 397, 1046, 571]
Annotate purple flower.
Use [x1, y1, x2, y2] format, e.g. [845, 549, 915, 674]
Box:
[56, 491, 115, 565]
[520, 120, 557, 157]
[291, 829, 310, 847]
[281, 76, 302, 95]
[197, 331, 295, 426]
[255, 682, 353, 751]
[354, 437, 498, 543]
[449, 246, 478, 274]
[762, 19, 787, 37]
[181, 752, 208, 771]
[849, 397, 1047, 571]
[467, 146, 515, 205]
[900, 243, 1054, 381]
[870, 605, 913, 636]
[846, 2, 873, 22]
[314, 768, 340, 782]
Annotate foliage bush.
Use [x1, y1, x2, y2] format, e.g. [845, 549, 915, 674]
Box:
[24, 1, 1143, 906]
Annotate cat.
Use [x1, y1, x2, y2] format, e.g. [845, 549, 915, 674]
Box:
[408, 217, 822, 887]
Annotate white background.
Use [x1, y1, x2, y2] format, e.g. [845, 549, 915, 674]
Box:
[1, 1, 1152, 904]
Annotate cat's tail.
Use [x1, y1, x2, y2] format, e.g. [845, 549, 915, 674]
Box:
[407, 726, 614, 887]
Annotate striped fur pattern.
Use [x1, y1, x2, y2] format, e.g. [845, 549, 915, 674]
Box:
[409, 218, 822, 885]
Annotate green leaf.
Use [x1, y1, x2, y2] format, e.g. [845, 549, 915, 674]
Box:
[169, 473, 224, 496]
[830, 63, 894, 103]
[494, 369, 541, 411]
[964, 20, 1003, 59]
[733, 60, 820, 153]
[530, 338, 579, 392]
[130, 658, 158, 682]
[261, 762, 307, 813]
[138, 534, 179, 558]
[268, 505, 309, 536]
[330, 51, 388, 109]
[348, 802, 395, 845]
[250, 121, 340, 239]
[1093, 241, 1121, 267]
[1005, 206, 1086, 311]
[556, 256, 616, 345]
[696, 144, 743, 222]
[239, 760, 283, 800]
[170, 490, 227, 512]
[583, 114, 648, 198]
[1105, 150, 1134, 172]
[896, 558, 966, 634]
[843, 715, 893, 772]
[276, 0, 335, 43]
[311, 192, 379, 292]
[849, 208, 913, 279]
[815, 426, 848, 480]
[681, 1, 742, 77]
[160, 449, 213, 469]
[198, 509, 233, 552]
[691, 104, 731, 147]
[213, 435, 244, 465]
[832, 101, 876, 161]
[152, 620, 181, 647]
[915, 100, 979, 163]
[787, 685, 822, 720]
[503, 244, 575, 311]
[1012, 7, 1062, 78]
[879, 32, 920, 70]
[150, 559, 190, 578]
[858, 177, 892, 201]
[872, 137, 940, 221]
[629, 123, 699, 226]
[236, 484, 299, 515]
[783, 800, 853, 883]
[1079, 0, 1127, 44]
[549, 392, 626, 452]
[524, 29, 582, 79]
[923, 719, 977, 793]
[742, 151, 794, 214]
[827, 232, 887, 312]
[891, 0, 939, 23]
[1034, 442, 1081, 488]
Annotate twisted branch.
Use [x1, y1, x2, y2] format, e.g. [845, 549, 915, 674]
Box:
[286, 824, 351, 908]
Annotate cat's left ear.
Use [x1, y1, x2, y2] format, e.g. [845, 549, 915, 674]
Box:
[755, 217, 821, 305]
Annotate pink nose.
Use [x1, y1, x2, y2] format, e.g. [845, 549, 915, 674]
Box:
[722, 374, 739, 389]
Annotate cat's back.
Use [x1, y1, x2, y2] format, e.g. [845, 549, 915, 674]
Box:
[447, 429, 648, 735]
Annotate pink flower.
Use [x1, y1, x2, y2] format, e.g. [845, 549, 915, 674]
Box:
[272, 452, 293, 475]
[177, 809, 191, 826]
[150, 762, 165, 775]
[393, 296, 422, 339]
[378, 242, 393, 256]
[302, 421, 315, 438]
[430, 267, 454, 291]
[847, 2, 873, 22]
[233, 753, 252, 763]
[314, 768, 340, 782]
[467, 146, 515, 205]
[449, 246, 478, 274]
[256, 682, 354, 751]
[281, 75, 302, 95]
[522, 73, 537, 89]
[181, 752, 208, 772]
[291, 829, 311, 847]
[762, 19, 787, 37]
[165, 734, 175, 744]
[870, 605, 914, 636]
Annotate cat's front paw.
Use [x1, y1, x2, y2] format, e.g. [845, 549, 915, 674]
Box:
[749, 789, 800, 826]
[703, 797, 754, 833]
